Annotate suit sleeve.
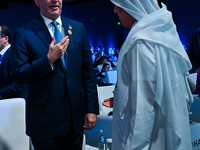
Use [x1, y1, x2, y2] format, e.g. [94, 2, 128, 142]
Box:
[0, 83, 24, 99]
[81, 24, 99, 115]
[11, 28, 53, 85]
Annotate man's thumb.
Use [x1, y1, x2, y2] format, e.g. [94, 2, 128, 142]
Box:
[51, 37, 56, 45]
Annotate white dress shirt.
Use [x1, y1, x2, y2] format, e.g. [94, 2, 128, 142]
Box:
[40, 13, 65, 38]
[0, 44, 11, 65]
[0, 44, 11, 56]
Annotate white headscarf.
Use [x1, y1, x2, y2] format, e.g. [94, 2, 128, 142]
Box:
[110, 0, 161, 21]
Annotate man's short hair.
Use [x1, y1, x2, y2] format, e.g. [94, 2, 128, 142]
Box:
[0, 24, 11, 43]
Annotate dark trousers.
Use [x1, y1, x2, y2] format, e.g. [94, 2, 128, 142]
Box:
[31, 125, 84, 150]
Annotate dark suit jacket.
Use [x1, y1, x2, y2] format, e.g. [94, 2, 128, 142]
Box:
[11, 15, 99, 139]
[0, 47, 25, 99]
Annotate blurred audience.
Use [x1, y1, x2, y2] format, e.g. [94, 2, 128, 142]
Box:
[96, 56, 113, 72]
[93, 52, 101, 68]
[91, 50, 97, 64]
[98, 45, 103, 55]
[107, 56, 116, 68]
[96, 63, 113, 86]
[113, 50, 119, 60]
[195, 68, 200, 94]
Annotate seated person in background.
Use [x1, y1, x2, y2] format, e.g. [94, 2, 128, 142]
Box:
[113, 50, 119, 60]
[93, 52, 101, 68]
[91, 50, 97, 64]
[96, 63, 113, 86]
[195, 69, 200, 94]
[0, 24, 26, 99]
[107, 56, 116, 68]
[96, 56, 113, 72]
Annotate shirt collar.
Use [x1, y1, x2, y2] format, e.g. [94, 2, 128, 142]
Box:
[40, 13, 62, 27]
[0, 44, 10, 56]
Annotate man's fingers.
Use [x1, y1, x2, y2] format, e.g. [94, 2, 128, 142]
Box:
[104, 98, 112, 102]
[84, 113, 97, 130]
[85, 122, 96, 130]
[85, 122, 93, 130]
[60, 36, 69, 46]
[48, 36, 70, 64]
[102, 97, 114, 108]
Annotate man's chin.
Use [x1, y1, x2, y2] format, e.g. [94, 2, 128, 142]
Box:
[48, 11, 61, 19]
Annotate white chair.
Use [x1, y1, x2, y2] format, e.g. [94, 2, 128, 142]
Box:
[188, 73, 197, 83]
[97, 85, 115, 112]
[187, 73, 197, 94]
[82, 134, 86, 150]
[0, 98, 29, 150]
[105, 70, 117, 85]
[190, 95, 200, 115]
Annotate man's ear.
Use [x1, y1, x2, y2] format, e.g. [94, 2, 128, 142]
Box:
[4, 36, 9, 43]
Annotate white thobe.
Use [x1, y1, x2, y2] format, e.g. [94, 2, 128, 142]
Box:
[112, 5, 193, 150]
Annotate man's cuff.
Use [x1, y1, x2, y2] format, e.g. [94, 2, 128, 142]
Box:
[51, 64, 54, 70]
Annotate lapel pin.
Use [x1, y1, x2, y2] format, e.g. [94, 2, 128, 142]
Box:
[69, 25, 72, 30]
[68, 30, 72, 35]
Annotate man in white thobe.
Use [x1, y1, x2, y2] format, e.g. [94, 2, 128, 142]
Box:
[103, 0, 193, 149]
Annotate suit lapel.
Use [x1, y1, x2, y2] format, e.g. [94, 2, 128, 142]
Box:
[32, 15, 52, 49]
[32, 15, 74, 72]
[32, 15, 67, 72]
[62, 16, 74, 72]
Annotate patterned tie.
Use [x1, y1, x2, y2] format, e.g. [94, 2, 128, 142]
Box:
[51, 21, 67, 69]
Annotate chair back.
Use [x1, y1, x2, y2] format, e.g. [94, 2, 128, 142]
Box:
[187, 73, 197, 94]
[0, 98, 29, 150]
[97, 85, 115, 112]
[105, 70, 117, 84]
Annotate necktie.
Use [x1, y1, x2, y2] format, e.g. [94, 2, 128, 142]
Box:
[51, 21, 67, 69]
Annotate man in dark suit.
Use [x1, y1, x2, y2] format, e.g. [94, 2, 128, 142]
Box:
[11, 0, 99, 149]
[0, 24, 25, 99]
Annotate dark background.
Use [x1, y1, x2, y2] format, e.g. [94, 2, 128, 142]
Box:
[1, 0, 200, 51]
